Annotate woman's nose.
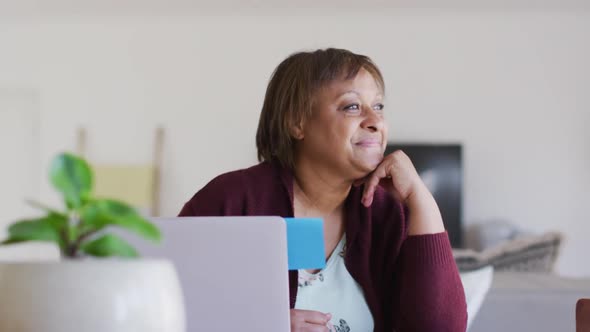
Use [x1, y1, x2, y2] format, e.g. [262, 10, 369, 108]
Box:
[361, 107, 384, 132]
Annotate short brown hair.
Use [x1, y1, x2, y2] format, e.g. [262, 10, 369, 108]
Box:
[256, 48, 385, 169]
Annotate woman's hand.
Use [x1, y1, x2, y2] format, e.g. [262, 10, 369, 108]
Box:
[290, 309, 331, 332]
[357, 150, 445, 235]
[358, 150, 422, 206]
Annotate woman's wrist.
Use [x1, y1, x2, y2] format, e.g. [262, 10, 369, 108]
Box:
[405, 183, 446, 236]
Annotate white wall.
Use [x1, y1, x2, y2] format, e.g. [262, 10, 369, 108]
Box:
[0, 11, 588, 275]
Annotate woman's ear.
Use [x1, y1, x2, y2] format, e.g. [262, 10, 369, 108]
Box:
[290, 119, 305, 140]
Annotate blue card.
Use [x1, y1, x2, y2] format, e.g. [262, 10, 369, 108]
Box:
[284, 218, 325, 270]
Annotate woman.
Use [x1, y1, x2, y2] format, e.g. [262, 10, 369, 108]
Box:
[179, 48, 467, 332]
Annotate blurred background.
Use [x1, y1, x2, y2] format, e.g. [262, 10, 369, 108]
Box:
[0, 0, 588, 276]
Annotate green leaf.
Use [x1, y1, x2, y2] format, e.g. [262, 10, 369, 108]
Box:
[80, 199, 161, 242]
[49, 153, 93, 210]
[1, 238, 27, 245]
[1, 214, 68, 250]
[81, 233, 138, 258]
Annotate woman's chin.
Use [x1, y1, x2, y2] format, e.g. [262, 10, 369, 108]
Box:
[352, 155, 383, 175]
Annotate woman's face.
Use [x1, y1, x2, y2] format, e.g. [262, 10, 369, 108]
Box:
[295, 69, 388, 180]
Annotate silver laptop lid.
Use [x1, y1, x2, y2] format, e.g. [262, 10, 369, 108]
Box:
[126, 216, 291, 332]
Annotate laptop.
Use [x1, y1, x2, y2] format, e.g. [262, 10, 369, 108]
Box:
[125, 216, 291, 332]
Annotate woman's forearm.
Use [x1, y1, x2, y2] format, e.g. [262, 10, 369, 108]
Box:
[406, 183, 446, 236]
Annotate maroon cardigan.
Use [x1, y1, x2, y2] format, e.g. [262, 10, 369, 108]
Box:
[179, 161, 467, 332]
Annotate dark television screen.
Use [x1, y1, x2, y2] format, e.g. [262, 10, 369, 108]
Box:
[385, 144, 463, 248]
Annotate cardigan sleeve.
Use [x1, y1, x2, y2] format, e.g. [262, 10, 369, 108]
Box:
[178, 172, 246, 217]
[394, 232, 468, 332]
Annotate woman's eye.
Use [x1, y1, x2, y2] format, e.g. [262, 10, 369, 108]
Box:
[374, 103, 385, 111]
[343, 104, 360, 111]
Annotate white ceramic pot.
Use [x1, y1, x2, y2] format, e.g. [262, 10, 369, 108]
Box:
[0, 259, 185, 332]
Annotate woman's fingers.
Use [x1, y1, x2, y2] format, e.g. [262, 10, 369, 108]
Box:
[352, 178, 366, 187]
[290, 309, 331, 332]
[361, 161, 390, 207]
[303, 310, 331, 325]
[359, 150, 423, 207]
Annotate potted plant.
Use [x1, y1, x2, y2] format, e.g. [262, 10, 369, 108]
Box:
[0, 153, 185, 332]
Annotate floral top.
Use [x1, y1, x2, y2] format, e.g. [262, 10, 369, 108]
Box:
[295, 235, 374, 332]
